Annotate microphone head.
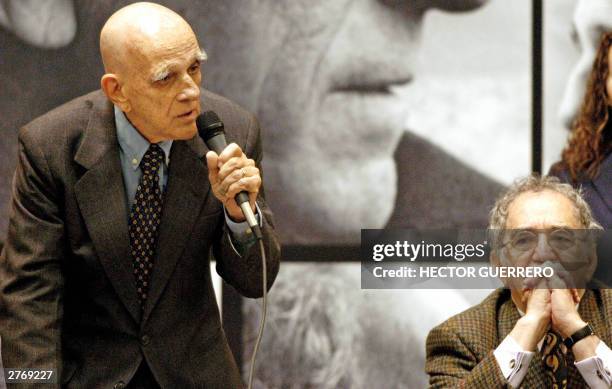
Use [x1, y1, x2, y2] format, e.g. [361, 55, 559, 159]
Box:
[197, 111, 225, 142]
[197, 111, 227, 153]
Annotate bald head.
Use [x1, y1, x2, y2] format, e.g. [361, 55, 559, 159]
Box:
[99, 2, 205, 143]
[100, 2, 200, 75]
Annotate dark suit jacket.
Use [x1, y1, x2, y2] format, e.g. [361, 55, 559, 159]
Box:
[0, 89, 280, 388]
[426, 288, 612, 388]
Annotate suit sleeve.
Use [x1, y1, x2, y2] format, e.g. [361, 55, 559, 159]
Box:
[0, 129, 64, 388]
[426, 324, 514, 389]
[213, 113, 281, 298]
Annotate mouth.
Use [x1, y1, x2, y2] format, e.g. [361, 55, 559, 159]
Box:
[316, 75, 412, 152]
[332, 76, 413, 94]
[177, 109, 198, 120]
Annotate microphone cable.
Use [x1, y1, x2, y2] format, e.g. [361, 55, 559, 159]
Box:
[247, 236, 267, 389]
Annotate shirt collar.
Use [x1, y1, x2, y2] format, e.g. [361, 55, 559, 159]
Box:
[114, 105, 173, 170]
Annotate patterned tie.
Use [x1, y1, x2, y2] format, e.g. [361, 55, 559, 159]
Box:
[541, 331, 568, 389]
[129, 144, 165, 309]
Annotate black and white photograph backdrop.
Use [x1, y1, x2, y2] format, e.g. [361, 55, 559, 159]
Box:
[0, 0, 601, 388]
[0, 0, 519, 246]
[242, 1, 532, 386]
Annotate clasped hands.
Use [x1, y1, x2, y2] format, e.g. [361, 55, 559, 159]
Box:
[511, 271, 588, 352]
[206, 143, 260, 222]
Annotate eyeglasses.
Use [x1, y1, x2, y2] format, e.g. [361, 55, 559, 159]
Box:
[496, 228, 599, 273]
[501, 228, 583, 253]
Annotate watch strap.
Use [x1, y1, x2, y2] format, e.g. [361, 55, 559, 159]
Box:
[563, 323, 595, 349]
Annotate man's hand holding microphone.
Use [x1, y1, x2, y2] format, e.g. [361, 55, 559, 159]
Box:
[206, 143, 260, 222]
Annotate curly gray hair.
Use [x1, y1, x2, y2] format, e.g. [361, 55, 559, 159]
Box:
[488, 175, 602, 246]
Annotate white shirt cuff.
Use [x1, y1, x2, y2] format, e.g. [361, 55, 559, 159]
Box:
[575, 341, 612, 389]
[493, 335, 535, 388]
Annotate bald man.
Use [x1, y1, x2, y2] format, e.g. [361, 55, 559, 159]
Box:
[0, 2, 280, 388]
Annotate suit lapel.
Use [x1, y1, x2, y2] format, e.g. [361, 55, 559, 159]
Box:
[141, 137, 211, 324]
[74, 94, 142, 323]
[497, 293, 520, 342]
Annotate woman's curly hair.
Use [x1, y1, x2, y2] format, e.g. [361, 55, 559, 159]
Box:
[562, 32, 612, 181]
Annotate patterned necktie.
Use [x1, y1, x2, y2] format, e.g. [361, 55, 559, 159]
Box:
[129, 143, 165, 309]
[541, 331, 568, 389]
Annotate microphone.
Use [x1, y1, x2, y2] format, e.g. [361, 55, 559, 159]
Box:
[197, 111, 263, 240]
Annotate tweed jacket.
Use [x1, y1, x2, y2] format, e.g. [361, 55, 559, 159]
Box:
[0, 89, 280, 388]
[426, 288, 612, 388]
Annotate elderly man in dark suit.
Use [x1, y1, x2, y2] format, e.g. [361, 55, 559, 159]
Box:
[426, 175, 612, 388]
[0, 2, 280, 388]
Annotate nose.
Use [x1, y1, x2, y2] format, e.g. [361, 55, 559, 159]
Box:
[531, 233, 556, 264]
[427, 0, 488, 12]
[387, 0, 488, 14]
[176, 74, 200, 102]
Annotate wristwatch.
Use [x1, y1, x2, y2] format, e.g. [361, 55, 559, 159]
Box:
[563, 323, 595, 348]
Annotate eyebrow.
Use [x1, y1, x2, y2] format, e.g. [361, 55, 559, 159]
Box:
[511, 224, 574, 231]
[150, 48, 208, 83]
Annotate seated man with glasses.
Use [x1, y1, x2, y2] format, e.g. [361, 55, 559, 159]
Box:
[426, 175, 612, 388]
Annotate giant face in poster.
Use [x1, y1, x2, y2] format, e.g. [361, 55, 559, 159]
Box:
[197, 0, 507, 243]
[0, 0, 534, 387]
[0, 0, 505, 245]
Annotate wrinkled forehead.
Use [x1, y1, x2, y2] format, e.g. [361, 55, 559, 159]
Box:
[506, 190, 581, 229]
[125, 24, 202, 70]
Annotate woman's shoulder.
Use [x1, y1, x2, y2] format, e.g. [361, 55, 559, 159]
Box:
[548, 160, 572, 183]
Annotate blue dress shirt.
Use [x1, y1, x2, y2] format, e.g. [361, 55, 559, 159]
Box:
[115, 106, 173, 210]
[114, 106, 259, 253]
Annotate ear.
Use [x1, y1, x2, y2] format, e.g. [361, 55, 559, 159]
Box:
[101, 74, 131, 112]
